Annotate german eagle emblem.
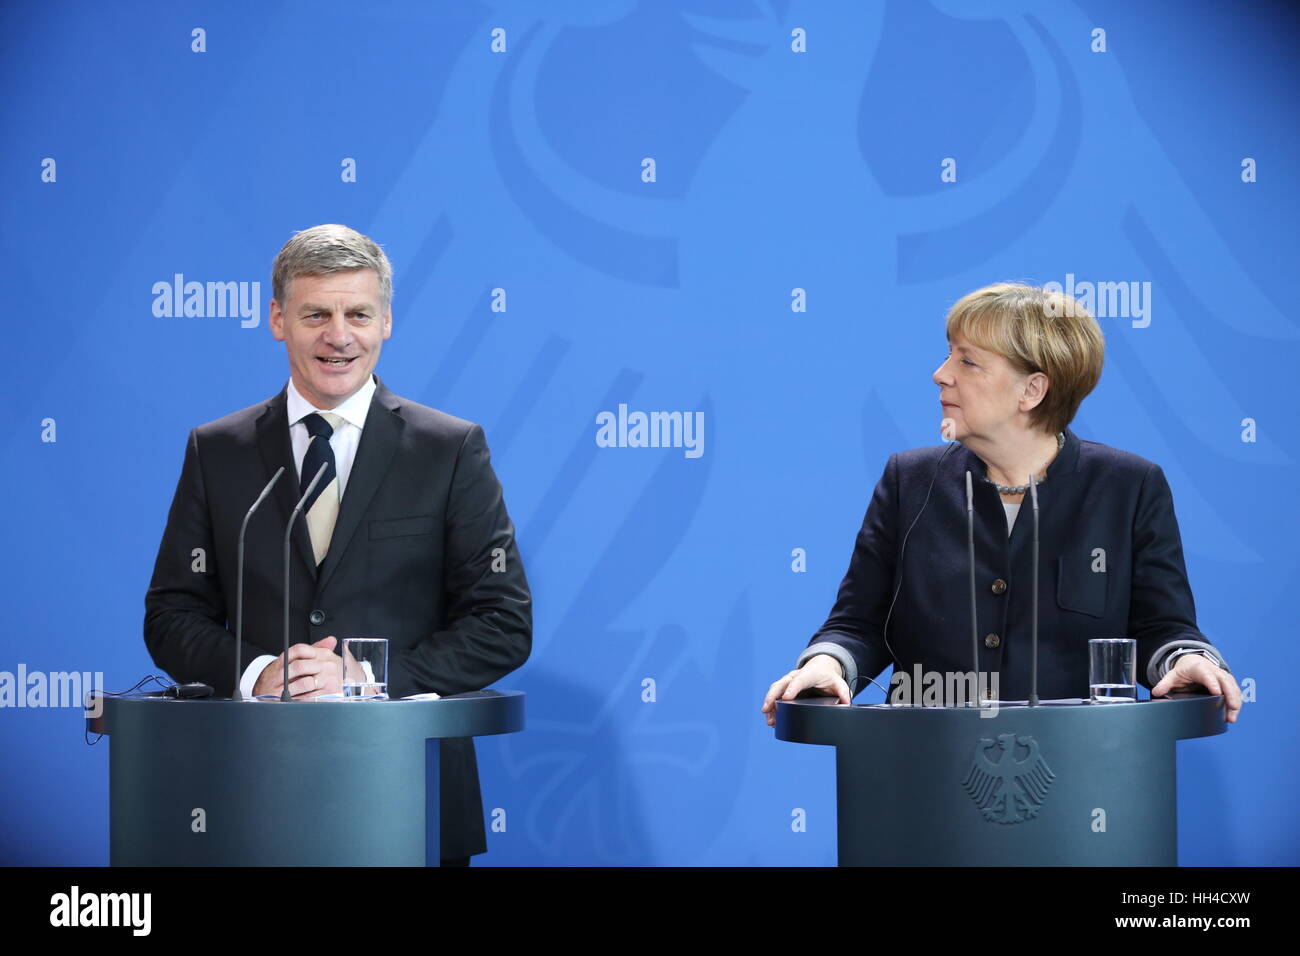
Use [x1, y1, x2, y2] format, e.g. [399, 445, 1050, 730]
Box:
[962, 733, 1056, 824]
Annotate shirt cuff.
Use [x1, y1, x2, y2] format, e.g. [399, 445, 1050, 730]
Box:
[797, 642, 858, 694]
[1146, 639, 1229, 686]
[241, 655, 276, 699]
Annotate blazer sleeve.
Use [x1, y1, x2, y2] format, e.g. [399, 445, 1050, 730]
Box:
[797, 453, 900, 693]
[143, 428, 263, 696]
[1128, 462, 1225, 688]
[390, 424, 532, 698]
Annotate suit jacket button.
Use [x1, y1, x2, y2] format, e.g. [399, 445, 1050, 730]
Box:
[991, 579, 1007, 595]
[309, 610, 325, 626]
[984, 632, 1000, 648]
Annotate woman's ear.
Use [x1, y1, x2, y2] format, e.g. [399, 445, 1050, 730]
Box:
[1021, 371, 1050, 411]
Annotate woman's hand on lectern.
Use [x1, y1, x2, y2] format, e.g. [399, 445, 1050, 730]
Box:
[1151, 653, 1243, 723]
[761, 655, 852, 727]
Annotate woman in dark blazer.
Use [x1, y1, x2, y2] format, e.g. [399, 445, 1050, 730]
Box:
[762, 283, 1241, 722]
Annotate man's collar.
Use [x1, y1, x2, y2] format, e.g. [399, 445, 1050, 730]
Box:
[285, 374, 377, 431]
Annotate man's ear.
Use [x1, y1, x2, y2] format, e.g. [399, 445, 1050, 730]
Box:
[269, 299, 285, 341]
[382, 309, 392, 340]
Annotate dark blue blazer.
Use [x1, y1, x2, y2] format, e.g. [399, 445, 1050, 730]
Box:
[805, 427, 1214, 701]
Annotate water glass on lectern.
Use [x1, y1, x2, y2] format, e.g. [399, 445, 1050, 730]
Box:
[342, 637, 388, 699]
[1089, 638, 1137, 703]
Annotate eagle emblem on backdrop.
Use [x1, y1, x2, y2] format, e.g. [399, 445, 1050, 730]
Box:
[962, 733, 1056, 825]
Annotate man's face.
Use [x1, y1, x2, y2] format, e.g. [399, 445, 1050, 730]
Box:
[269, 269, 391, 409]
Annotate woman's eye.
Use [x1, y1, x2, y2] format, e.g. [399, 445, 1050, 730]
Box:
[947, 350, 975, 367]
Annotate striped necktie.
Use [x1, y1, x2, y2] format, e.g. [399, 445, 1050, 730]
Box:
[300, 411, 343, 566]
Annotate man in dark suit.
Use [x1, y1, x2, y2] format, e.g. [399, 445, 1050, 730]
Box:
[144, 224, 531, 865]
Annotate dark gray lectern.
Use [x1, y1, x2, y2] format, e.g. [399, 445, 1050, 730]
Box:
[87, 690, 524, 866]
[775, 693, 1225, 866]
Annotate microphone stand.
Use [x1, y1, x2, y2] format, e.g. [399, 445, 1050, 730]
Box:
[233, 467, 285, 700]
[282, 452, 329, 702]
[1029, 474, 1040, 707]
[966, 471, 979, 707]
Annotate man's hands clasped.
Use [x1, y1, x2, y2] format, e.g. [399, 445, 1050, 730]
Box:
[251, 635, 364, 699]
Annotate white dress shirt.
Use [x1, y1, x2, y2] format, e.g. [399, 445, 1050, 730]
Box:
[239, 374, 377, 698]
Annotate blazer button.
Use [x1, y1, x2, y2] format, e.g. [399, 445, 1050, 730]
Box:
[991, 579, 1007, 595]
[309, 610, 325, 626]
[984, 632, 1000, 648]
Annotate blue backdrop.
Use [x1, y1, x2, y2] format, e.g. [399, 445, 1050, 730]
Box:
[2, 0, 1296, 866]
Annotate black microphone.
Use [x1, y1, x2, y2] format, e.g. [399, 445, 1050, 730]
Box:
[233, 466, 285, 701]
[1029, 474, 1040, 707]
[282, 453, 329, 702]
[966, 470, 979, 706]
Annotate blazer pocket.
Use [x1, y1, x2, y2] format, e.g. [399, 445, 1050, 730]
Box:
[1056, 554, 1106, 618]
[370, 514, 438, 540]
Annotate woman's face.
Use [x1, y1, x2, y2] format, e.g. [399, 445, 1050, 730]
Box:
[932, 333, 1028, 442]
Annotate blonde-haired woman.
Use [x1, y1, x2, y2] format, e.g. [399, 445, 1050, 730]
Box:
[762, 283, 1241, 723]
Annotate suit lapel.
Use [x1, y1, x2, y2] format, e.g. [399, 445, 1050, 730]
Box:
[256, 386, 318, 581]
[315, 378, 405, 594]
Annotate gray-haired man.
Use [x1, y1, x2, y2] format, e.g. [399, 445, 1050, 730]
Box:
[145, 224, 532, 864]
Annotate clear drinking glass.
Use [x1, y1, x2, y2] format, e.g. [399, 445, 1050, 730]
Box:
[1089, 638, 1137, 703]
[341, 637, 388, 700]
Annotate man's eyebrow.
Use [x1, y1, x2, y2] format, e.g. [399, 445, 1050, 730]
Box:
[298, 302, 377, 314]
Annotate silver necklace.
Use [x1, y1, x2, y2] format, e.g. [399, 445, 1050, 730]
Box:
[982, 432, 1065, 495]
